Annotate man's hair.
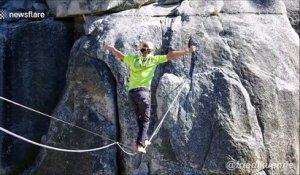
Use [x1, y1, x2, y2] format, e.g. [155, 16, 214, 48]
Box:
[140, 41, 155, 52]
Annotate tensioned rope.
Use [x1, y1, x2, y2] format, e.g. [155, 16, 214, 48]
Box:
[0, 80, 185, 155]
[0, 127, 117, 153]
[147, 80, 186, 146]
[0, 96, 128, 146]
[0, 96, 136, 155]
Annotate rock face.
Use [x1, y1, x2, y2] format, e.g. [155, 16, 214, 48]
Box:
[284, 0, 300, 35]
[27, 1, 299, 175]
[0, 0, 299, 175]
[45, 0, 300, 36]
[0, 34, 5, 116]
[24, 35, 119, 175]
[0, 19, 73, 174]
[0, 0, 48, 13]
[0, 33, 5, 174]
[46, 0, 153, 17]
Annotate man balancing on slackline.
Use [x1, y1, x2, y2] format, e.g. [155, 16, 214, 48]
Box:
[104, 41, 195, 153]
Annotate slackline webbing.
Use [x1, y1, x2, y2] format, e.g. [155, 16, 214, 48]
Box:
[0, 80, 186, 154]
[0, 127, 117, 153]
[0, 96, 136, 155]
[147, 81, 186, 146]
[0, 97, 116, 144]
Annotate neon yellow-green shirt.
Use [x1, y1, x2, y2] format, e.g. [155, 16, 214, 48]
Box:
[123, 54, 168, 90]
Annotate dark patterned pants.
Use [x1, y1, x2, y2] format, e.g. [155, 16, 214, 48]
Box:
[128, 87, 151, 147]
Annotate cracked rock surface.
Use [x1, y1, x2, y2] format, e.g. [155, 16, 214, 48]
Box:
[26, 1, 299, 174]
[0, 0, 299, 175]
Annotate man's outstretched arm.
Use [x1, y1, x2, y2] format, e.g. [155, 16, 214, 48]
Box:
[104, 45, 125, 61]
[166, 46, 196, 60]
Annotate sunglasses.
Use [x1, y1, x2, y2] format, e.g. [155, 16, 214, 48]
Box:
[140, 48, 150, 53]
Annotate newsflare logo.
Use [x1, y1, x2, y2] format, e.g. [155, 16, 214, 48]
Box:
[0, 9, 45, 20]
[0, 9, 7, 20]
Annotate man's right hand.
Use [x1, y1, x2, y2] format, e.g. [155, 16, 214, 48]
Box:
[104, 45, 114, 51]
